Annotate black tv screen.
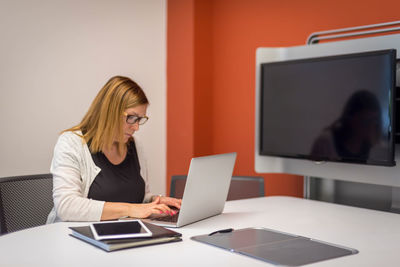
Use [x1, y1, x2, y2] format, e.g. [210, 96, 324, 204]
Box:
[260, 49, 396, 166]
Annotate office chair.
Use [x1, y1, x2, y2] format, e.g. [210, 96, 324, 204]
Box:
[0, 174, 53, 234]
[170, 175, 265, 200]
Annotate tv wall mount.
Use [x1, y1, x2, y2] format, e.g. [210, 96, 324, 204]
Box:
[304, 20, 400, 212]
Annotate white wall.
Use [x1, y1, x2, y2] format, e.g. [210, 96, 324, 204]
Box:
[0, 0, 166, 195]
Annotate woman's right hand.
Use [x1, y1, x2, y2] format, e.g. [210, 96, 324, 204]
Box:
[128, 196, 175, 218]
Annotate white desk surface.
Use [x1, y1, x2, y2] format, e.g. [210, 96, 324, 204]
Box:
[1, 196, 399, 267]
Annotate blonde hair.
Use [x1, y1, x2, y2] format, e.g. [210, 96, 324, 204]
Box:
[64, 76, 149, 154]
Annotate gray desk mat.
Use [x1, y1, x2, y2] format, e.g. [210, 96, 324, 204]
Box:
[191, 228, 358, 266]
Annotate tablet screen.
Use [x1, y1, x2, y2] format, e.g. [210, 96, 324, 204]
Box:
[90, 220, 152, 240]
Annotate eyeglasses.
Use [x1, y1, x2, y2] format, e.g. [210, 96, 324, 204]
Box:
[123, 112, 149, 125]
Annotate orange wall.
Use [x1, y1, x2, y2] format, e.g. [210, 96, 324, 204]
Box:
[167, 0, 195, 195]
[167, 0, 400, 196]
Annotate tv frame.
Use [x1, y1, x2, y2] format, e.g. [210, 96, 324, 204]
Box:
[259, 49, 397, 167]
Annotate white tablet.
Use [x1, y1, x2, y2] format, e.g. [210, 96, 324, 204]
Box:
[89, 220, 152, 240]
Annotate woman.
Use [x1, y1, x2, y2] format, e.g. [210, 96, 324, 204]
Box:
[47, 76, 181, 223]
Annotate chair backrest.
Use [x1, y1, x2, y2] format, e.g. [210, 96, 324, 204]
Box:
[0, 174, 53, 234]
[170, 175, 264, 200]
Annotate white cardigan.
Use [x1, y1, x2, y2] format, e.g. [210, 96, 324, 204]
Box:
[46, 131, 153, 223]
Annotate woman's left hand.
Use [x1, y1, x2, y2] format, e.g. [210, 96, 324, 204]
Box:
[158, 196, 182, 210]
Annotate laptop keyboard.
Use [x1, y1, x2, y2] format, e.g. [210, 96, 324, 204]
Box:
[153, 211, 180, 223]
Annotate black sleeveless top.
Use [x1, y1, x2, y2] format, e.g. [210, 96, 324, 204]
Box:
[88, 141, 145, 203]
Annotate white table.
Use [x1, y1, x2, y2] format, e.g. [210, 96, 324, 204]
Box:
[1, 196, 399, 267]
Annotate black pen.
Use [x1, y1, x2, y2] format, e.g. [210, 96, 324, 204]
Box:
[208, 228, 233, 236]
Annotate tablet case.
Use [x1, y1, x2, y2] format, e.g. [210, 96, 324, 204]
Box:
[191, 227, 358, 266]
[70, 221, 182, 252]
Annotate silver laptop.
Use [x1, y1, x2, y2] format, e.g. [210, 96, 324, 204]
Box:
[145, 152, 237, 228]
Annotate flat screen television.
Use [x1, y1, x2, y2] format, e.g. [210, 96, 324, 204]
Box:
[260, 49, 396, 166]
